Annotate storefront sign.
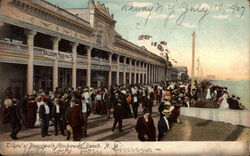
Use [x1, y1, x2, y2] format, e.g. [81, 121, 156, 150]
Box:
[42, 49, 73, 62]
[91, 64, 110, 71]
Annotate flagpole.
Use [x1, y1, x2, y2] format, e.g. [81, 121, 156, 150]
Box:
[197, 58, 200, 84]
[191, 31, 196, 89]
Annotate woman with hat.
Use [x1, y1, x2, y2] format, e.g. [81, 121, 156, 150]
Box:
[169, 102, 182, 124]
[25, 95, 38, 128]
[157, 109, 173, 141]
[158, 98, 172, 119]
[34, 96, 43, 127]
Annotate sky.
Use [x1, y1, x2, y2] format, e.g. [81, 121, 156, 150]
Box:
[47, 0, 249, 80]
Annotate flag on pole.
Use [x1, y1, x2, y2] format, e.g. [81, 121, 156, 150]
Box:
[171, 59, 177, 63]
[160, 41, 167, 45]
[138, 35, 143, 40]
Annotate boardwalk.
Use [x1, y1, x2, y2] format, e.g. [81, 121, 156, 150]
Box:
[0, 105, 161, 141]
[1, 104, 249, 141]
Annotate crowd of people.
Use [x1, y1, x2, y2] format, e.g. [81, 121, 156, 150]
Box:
[1, 80, 245, 141]
[205, 84, 245, 110]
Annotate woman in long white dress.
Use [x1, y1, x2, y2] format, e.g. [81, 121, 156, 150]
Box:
[34, 97, 43, 127]
[219, 93, 229, 109]
[205, 87, 212, 99]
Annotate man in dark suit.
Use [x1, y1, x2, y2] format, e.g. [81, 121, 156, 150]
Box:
[68, 99, 83, 141]
[135, 108, 156, 141]
[65, 100, 74, 140]
[158, 109, 173, 141]
[52, 99, 65, 136]
[10, 99, 22, 140]
[132, 93, 139, 119]
[39, 98, 50, 137]
[112, 100, 123, 132]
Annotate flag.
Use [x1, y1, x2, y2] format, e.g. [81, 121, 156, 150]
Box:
[160, 41, 167, 45]
[154, 42, 157, 46]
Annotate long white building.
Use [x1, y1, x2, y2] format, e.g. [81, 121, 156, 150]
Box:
[0, 0, 168, 98]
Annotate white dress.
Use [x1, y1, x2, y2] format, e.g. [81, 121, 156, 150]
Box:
[34, 101, 43, 127]
[219, 94, 229, 109]
[206, 88, 211, 99]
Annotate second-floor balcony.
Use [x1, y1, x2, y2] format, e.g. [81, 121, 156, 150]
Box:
[0, 40, 29, 55]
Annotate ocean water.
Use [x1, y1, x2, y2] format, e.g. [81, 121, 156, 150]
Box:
[211, 80, 250, 110]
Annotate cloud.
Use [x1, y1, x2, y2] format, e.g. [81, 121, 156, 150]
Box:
[212, 15, 229, 19]
[136, 12, 175, 19]
[128, 2, 153, 7]
[182, 23, 197, 29]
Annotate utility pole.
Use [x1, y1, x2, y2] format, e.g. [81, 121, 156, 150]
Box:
[197, 58, 200, 84]
[191, 32, 196, 89]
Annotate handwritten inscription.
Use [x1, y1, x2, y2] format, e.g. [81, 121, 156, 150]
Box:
[4, 142, 153, 155]
[121, 0, 246, 28]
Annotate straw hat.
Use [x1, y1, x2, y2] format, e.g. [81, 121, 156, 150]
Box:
[84, 88, 88, 91]
[164, 95, 171, 100]
[162, 109, 171, 117]
[54, 98, 59, 104]
[66, 125, 72, 133]
[164, 101, 171, 106]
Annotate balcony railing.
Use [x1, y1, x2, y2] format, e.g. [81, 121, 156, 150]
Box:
[77, 55, 88, 63]
[0, 40, 29, 54]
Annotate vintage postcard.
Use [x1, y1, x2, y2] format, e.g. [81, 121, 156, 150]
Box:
[0, 0, 249, 155]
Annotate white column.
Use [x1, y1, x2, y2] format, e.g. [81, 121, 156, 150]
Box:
[153, 65, 155, 83]
[51, 37, 61, 92]
[155, 66, 157, 82]
[116, 55, 120, 85]
[150, 64, 153, 83]
[129, 59, 132, 84]
[145, 63, 148, 84]
[87, 46, 92, 88]
[134, 60, 137, 84]
[108, 53, 112, 87]
[138, 61, 141, 84]
[25, 30, 37, 95]
[141, 62, 145, 83]
[71, 42, 78, 90]
[123, 57, 126, 85]
[148, 64, 150, 83]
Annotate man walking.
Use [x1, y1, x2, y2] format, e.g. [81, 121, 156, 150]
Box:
[68, 99, 83, 141]
[52, 99, 65, 136]
[135, 108, 156, 141]
[39, 98, 51, 137]
[10, 99, 22, 140]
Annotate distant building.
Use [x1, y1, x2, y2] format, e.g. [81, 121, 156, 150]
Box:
[171, 68, 179, 81]
[206, 75, 216, 80]
[174, 66, 189, 80]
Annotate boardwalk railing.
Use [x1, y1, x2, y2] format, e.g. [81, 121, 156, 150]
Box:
[180, 107, 250, 127]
